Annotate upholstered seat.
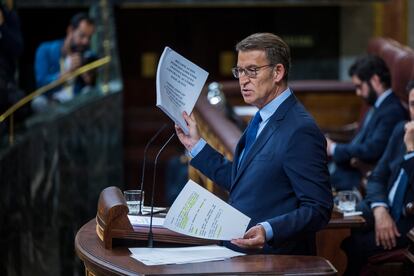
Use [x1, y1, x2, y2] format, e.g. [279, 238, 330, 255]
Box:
[368, 37, 414, 105]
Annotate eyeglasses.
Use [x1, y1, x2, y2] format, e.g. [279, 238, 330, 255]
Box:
[231, 64, 274, 79]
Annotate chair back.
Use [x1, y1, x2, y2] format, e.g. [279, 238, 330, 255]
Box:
[368, 37, 414, 106]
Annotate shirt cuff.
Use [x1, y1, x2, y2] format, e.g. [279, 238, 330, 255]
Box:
[371, 202, 388, 209]
[330, 143, 337, 155]
[258, 221, 273, 242]
[404, 152, 414, 160]
[189, 138, 206, 158]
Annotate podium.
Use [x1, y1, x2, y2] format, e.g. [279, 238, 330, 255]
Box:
[74, 186, 337, 275]
[75, 219, 338, 275]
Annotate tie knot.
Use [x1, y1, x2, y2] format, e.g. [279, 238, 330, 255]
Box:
[251, 112, 262, 126]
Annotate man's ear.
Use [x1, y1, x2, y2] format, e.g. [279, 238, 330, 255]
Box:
[273, 64, 285, 82]
[370, 74, 382, 92]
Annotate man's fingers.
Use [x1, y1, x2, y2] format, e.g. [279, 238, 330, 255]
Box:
[231, 237, 262, 249]
[375, 232, 380, 247]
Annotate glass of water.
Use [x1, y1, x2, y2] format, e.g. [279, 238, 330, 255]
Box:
[336, 191, 356, 213]
[124, 190, 145, 215]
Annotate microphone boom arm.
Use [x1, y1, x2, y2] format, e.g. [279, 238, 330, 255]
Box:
[148, 132, 176, 247]
[139, 124, 168, 214]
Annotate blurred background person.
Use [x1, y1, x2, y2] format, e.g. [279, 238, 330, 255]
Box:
[32, 12, 95, 112]
[327, 55, 407, 191]
[341, 81, 414, 275]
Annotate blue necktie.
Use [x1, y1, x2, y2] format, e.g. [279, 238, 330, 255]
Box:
[240, 112, 262, 165]
[390, 169, 408, 222]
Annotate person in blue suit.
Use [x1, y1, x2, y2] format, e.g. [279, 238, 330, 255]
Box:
[32, 12, 96, 112]
[327, 55, 408, 191]
[341, 81, 414, 275]
[175, 33, 333, 255]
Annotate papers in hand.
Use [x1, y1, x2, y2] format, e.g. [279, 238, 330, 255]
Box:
[156, 47, 209, 134]
[130, 245, 245, 266]
[163, 180, 251, 240]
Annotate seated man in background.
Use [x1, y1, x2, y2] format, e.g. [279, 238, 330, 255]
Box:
[341, 81, 414, 275]
[327, 55, 408, 191]
[175, 33, 332, 255]
[32, 12, 96, 112]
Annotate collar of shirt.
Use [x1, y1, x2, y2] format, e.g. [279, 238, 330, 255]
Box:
[256, 88, 292, 136]
[374, 88, 392, 108]
[405, 151, 414, 160]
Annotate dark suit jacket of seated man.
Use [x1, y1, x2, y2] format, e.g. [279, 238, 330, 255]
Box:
[327, 55, 408, 191]
[175, 33, 333, 255]
[342, 82, 414, 276]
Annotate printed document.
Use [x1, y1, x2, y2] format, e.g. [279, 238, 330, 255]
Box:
[156, 47, 209, 134]
[127, 215, 165, 227]
[163, 180, 251, 240]
[130, 245, 245, 266]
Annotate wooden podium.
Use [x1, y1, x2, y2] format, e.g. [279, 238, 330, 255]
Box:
[75, 186, 337, 275]
[76, 219, 337, 275]
[95, 186, 215, 249]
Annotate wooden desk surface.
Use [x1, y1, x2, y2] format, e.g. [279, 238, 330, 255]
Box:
[326, 215, 366, 229]
[76, 219, 337, 275]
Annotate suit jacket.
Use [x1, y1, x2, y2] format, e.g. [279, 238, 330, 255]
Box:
[331, 92, 408, 190]
[366, 121, 414, 217]
[191, 93, 333, 255]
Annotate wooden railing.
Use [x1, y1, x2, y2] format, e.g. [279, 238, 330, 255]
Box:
[0, 56, 111, 145]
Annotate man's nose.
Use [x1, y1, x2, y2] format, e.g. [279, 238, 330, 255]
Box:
[239, 75, 249, 86]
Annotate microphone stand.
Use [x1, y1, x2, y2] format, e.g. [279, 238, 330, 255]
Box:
[138, 124, 167, 215]
[148, 132, 176, 248]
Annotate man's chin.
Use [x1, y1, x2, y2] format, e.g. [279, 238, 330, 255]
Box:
[242, 96, 254, 105]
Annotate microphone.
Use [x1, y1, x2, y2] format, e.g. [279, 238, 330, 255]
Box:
[148, 132, 176, 247]
[138, 124, 168, 215]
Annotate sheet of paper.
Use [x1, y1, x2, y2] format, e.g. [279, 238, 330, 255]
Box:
[163, 180, 250, 240]
[128, 215, 165, 227]
[156, 46, 208, 134]
[129, 245, 245, 266]
[140, 206, 167, 215]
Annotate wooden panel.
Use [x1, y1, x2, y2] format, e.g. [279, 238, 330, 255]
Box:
[220, 80, 361, 129]
[297, 93, 361, 128]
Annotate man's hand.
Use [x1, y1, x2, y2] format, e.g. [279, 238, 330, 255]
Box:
[373, 206, 401, 250]
[230, 225, 266, 250]
[67, 53, 82, 72]
[175, 112, 200, 151]
[404, 121, 414, 152]
[326, 136, 334, 156]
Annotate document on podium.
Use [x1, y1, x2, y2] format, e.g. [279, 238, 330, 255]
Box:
[156, 46, 209, 134]
[163, 180, 251, 240]
[130, 245, 245, 266]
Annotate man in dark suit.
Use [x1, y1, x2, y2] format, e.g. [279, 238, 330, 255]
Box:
[342, 81, 414, 275]
[327, 55, 408, 191]
[175, 33, 332, 255]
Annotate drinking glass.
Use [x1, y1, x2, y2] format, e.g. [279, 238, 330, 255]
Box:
[124, 190, 145, 215]
[336, 191, 356, 213]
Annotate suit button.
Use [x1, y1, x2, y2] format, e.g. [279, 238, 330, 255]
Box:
[228, 199, 233, 204]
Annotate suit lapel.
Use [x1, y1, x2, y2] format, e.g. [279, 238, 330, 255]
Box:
[354, 93, 397, 143]
[231, 94, 297, 191]
[232, 133, 246, 180]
